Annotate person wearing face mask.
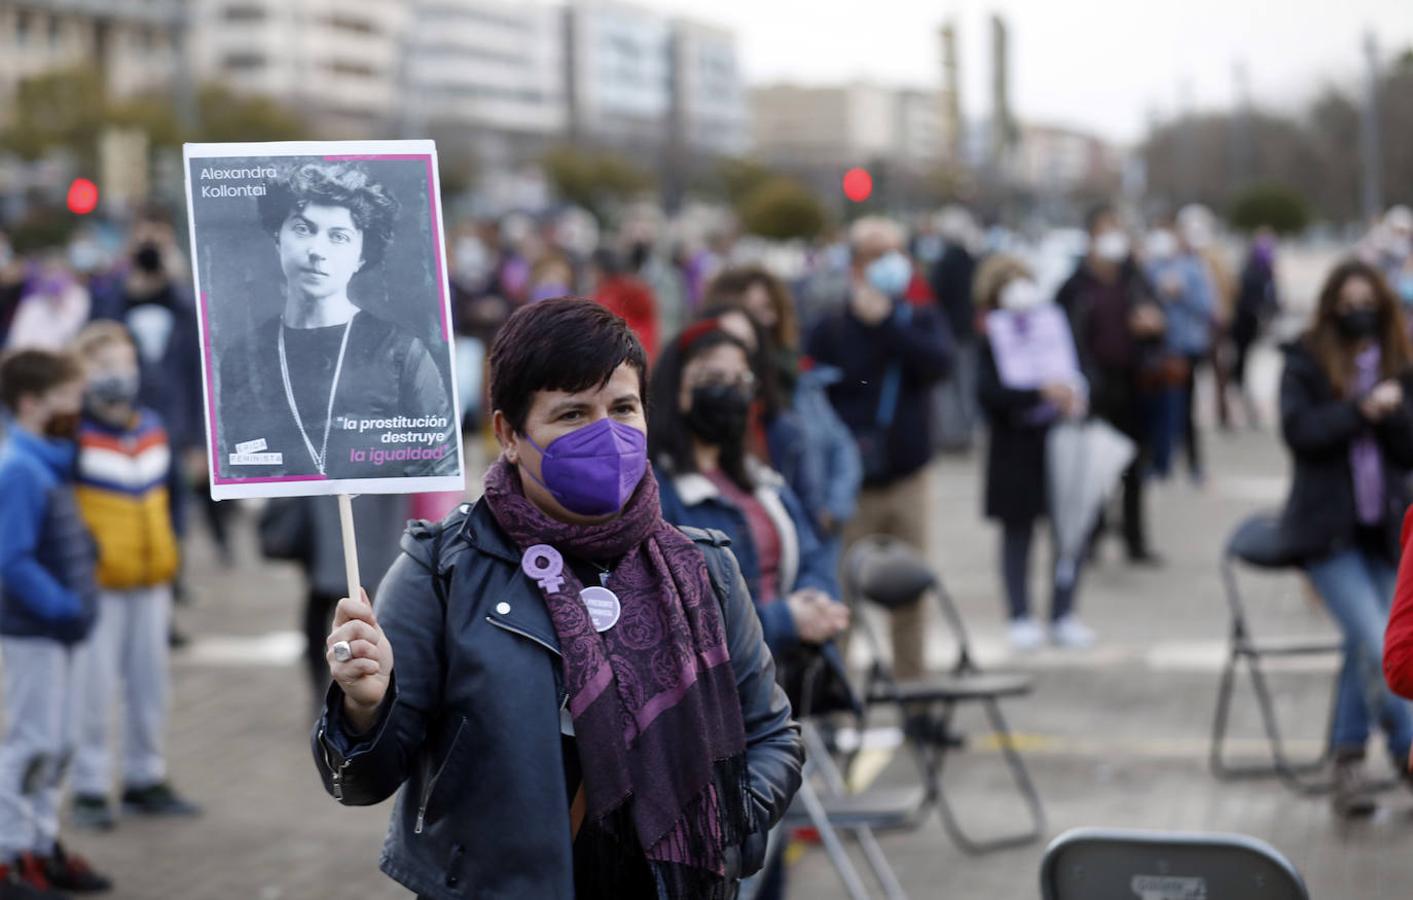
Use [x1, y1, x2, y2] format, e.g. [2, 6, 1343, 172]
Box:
[651, 321, 850, 658]
[1056, 204, 1166, 567]
[4, 256, 91, 353]
[1277, 259, 1413, 818]
[313, 299, 802, 899]
[975, 257, 1096, 651]
[66, 323, 201, 831]
[807, 216, 952, 682]
[0, 348, 114, 897]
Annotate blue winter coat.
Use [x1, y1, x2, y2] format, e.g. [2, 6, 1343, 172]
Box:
[655, 461, 840, 657]
[0, 425, 98, 643]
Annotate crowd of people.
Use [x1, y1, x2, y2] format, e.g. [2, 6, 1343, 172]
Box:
[5, 192, 1413, 896]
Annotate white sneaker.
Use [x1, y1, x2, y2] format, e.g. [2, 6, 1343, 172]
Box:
[1008, 617, 1047, 651]
[1050, 615, 1096, 649]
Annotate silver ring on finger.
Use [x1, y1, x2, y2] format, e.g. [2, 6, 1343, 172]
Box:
[332, 640, 353, 663]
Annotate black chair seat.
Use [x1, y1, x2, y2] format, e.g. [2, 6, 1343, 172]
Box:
[1235, 635, 1344, 657]
[1227, 514, 1303, 570]
[869, 671, 1034, 704]
[786, 787, 927, 830]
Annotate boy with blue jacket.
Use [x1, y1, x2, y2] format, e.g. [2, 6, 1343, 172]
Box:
[0, 349, 111, 898]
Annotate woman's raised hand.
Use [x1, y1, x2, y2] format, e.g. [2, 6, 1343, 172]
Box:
[327, 588, 394, 732]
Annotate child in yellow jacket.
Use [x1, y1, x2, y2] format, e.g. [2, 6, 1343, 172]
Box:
[69, 322, 200, 830]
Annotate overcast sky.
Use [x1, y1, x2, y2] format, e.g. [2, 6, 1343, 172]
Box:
[648, 0, 1413, 145]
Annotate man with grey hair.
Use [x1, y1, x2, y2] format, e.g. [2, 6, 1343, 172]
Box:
[808, 216, 952, 681]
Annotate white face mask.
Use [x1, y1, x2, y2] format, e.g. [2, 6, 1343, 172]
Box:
[1094, 231, 1130, 263]
[1145, 230, 1178, 262]
[999, 279, 1044, 312]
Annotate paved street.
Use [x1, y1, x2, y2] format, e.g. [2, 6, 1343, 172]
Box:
[6, 342, 1412, 899]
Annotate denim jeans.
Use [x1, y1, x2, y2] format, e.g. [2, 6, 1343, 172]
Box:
[1306, 548, 1413, 760]
[1001, 519, 1079, 622]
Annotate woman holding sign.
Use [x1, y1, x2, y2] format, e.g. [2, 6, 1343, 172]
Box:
[312, 299, 802, 899]
[215, 161, 455, 480]
[976, 255, 1095, 651]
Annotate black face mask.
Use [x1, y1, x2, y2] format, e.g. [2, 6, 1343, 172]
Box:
[685, 383, 751, 446]
[43, 412, 81, 441]
[1336, 309, 1380, 342]
[133, 242, 164, 275]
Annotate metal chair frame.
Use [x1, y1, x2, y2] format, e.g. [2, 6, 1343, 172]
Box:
[1209, 521, 1342, 795]
[847, 536, 1046, 855]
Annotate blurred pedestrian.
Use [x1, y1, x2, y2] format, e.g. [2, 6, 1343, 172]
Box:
[68, 323, 201, 830]
[1143, 220, 1214, 482]
[808, 217, 952, 680]
[703, 267, 862, 574]
[0, 232, 25, 349]
[4, 256, 89, 353]
[0, 349, 112, 896]
[312, 299, 801, 898]
[1057, 205, 1166, 566]
[1230, 229, 1281, 427]
[652, 321, 849, 655]
[590, 248, 660, 360]
[929, 206, 982, 453]
[527, 250, 575, 304]
[1179, 206, 1237, 431]
[286, 494, 409, 706]
[975, 256, 1095, 650]
[1278, 259, 1413, 818]
[89, 208, 209, 553]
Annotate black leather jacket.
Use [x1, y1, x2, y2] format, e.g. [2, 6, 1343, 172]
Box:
[311, 501, 803, 900]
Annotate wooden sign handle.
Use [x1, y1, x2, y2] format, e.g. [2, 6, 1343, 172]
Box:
[337, 494, 362, 603]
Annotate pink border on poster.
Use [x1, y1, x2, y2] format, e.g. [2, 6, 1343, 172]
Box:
[323, 152, 451, 342]
[198, 290, 328, 487]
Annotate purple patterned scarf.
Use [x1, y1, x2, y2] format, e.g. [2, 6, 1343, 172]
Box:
[1351, 346, 1386, 525]
[482, 460, 751, 896]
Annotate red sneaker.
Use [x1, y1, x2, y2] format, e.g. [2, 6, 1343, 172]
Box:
[41, 844, 111, 894]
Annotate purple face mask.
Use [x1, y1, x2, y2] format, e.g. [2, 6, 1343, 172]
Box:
[521, 417, 647, 517]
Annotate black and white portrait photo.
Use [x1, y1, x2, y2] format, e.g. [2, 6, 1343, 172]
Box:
[183, 141, 464, 499]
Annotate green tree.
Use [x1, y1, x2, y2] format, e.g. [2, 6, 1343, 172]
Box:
[1228, 184, 1311, 235]
[1, 66, 109, 165]
[189, 85, 307, 143]
[542, 146, 650, 221]
[737, 177, 827, 241]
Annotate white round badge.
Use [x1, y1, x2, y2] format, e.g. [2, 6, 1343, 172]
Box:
[579, 586, 622, 633]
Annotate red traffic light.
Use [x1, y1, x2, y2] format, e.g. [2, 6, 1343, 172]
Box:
[67, 178, 99, 215]
[842, 167, 873, 203]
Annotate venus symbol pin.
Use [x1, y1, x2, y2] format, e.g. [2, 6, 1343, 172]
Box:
[522, 544, 565, 593]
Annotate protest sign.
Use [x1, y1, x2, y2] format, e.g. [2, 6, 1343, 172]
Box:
[183, 140, 464, 500]
[985, 305, 1082, 390]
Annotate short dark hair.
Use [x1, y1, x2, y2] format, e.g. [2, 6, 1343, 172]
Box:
[257, 162, 400, 268]
[648, 324, 754, 491]
[0, 349, 84, 412]
[1084, 203, 1116, 235]
[488, 298, 648, 433]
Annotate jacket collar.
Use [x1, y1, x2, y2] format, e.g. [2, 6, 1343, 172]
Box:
[460, 499, 562, 657]
[671, 459, 783, 507]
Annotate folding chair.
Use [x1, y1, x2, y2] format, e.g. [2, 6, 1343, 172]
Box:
[1040, 827, 1309, 900]
[1209, 512, 1342, 794]
[844, 535, 1046, 855]
[742, 649, 920, 900]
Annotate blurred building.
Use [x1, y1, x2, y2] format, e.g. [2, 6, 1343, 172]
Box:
[750, 82, 951, 201]
[1013, 123, 1123, 196]
[190, 0, 408, 137]
[406, 0, 567, 167]
[564, 1, 746, 159]
[670, 17, 748, 159]
[0, 0, 185, 107]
